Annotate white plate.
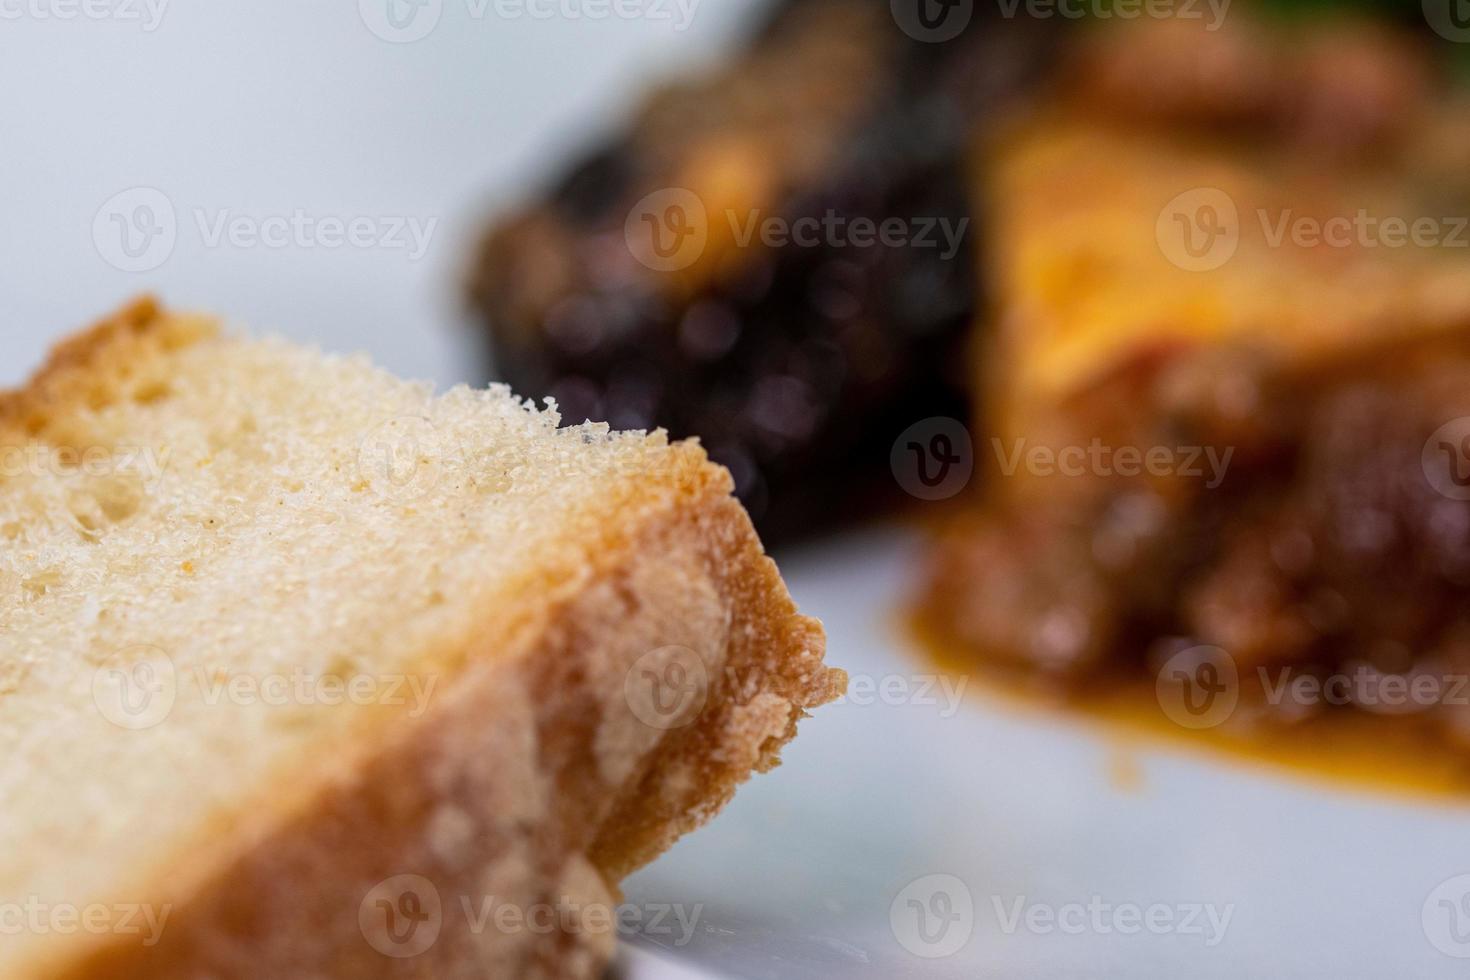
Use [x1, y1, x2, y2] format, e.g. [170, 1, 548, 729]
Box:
[621, 526, 1470, 978]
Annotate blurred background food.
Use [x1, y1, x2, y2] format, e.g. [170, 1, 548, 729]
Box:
[922, 15, 1470, 754]
[473, 0, 1470, 769]
[468, 0, 1470, 544]
[471, 0, 1058, 539]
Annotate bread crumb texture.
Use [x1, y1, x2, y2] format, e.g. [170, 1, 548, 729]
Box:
[0, 299, 840, 979]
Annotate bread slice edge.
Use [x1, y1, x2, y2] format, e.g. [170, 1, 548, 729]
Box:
[8, 299, 843, 979]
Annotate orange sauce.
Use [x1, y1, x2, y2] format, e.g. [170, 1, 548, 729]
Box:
[908, 616, 1470, 803]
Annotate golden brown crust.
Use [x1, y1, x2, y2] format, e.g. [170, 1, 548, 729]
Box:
[10, 301, 841, 979]
[0, 297, 214, 443]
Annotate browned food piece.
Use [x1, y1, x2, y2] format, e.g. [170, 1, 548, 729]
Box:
[468, 0, 1061, 541]
[918, 15, 1470, 742]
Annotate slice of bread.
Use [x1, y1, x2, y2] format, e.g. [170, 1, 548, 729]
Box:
[0, 299, 842, 979]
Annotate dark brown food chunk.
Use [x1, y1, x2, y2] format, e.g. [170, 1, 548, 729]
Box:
[917, 12, 1470, 740]
[468, 0, 1061, 541]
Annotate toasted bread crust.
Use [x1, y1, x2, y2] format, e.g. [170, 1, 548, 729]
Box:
[8, 301, 842, 979]
[0, 297, 214, 442]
